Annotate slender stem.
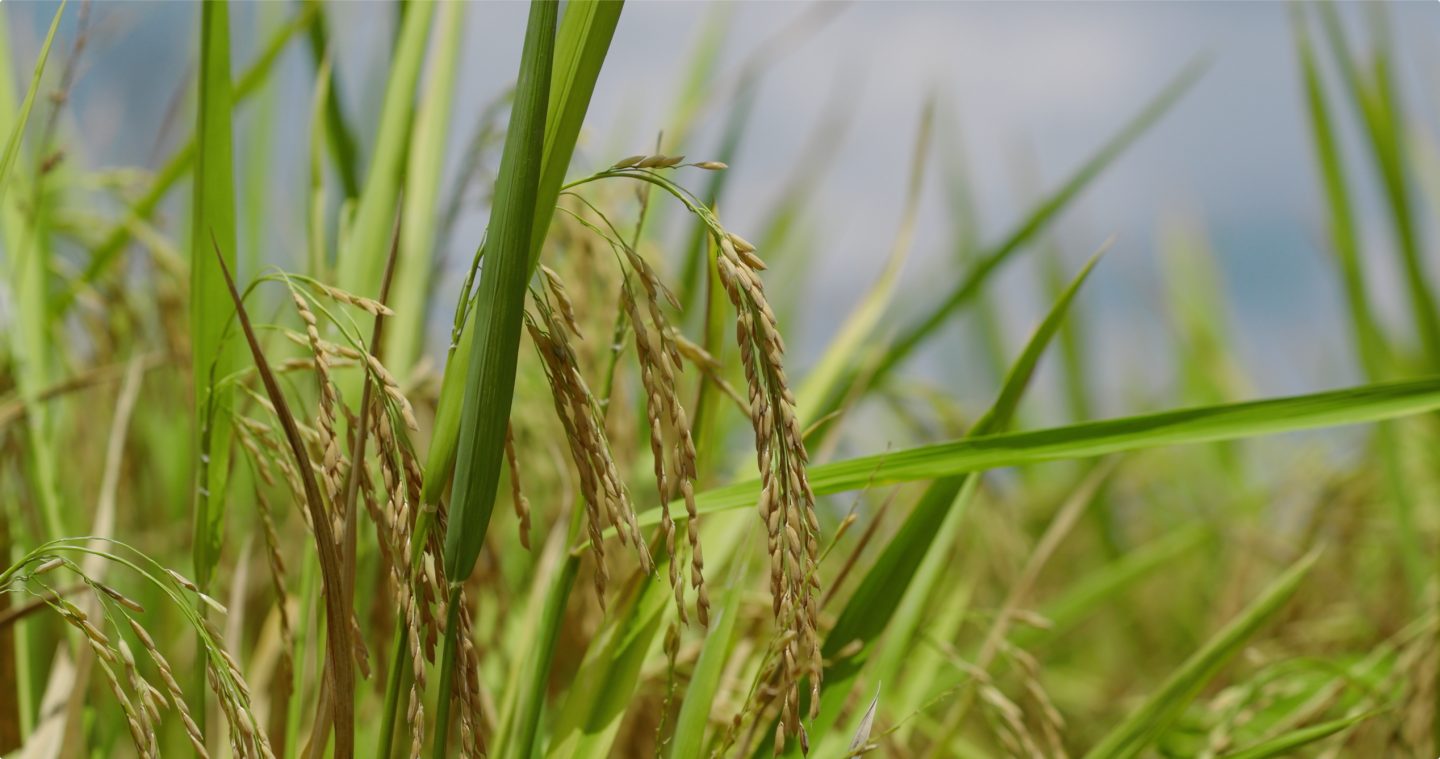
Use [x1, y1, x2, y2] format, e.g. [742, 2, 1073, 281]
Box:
[375, 614, 410, 759]
[430, 585, 464, 759]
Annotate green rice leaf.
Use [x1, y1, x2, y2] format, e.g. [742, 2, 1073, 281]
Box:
[795, 99, 933, 429]
[1016, 524, 1210, 648]
[423, 0, 624, 514]
[442, 0, 555, 598]
[191, 0, 239, 593]
[0, 0, 66, 543]
[303, 0, 361, 199]
[308, 51, 333, 279]
[503, 550, 582, 759]
[434, 2, 557, 755]
[1291, 6, 1387, 379]
[1316, 4, 1440, 369]
[1080, 549, 1319, 759]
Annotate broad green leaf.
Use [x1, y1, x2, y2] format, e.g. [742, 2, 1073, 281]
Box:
[1080, 550, 1319, 759]
[1216, 710, 1378, 759]
[651, 374, 1440, 527]
[191, 0, 239, 594]
[423, 0, 625, 514]
[390, 0, 465, 376]
[442, 0, 556, 594]
[398, 37, 619, 754]
[339, 0, 433, 300]
[435, 3, 557, 756]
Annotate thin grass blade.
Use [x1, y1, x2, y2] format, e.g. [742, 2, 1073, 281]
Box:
[669, 544, 749, 759]
[655, 374, 1440, 526]
[1, 1, 66, 543]
[303, 0, 361, 199]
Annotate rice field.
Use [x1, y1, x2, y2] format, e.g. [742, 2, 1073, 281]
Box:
[2, 2, 1440, 759]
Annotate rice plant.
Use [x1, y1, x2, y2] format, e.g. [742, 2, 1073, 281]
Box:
[3, 2, 1440, 759]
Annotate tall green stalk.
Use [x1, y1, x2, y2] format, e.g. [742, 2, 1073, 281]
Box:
[191, 0, 238, 600]
[190, 0, 240, 733]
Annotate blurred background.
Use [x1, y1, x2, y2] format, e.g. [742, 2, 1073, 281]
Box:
[6, 0, 1440, 446]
